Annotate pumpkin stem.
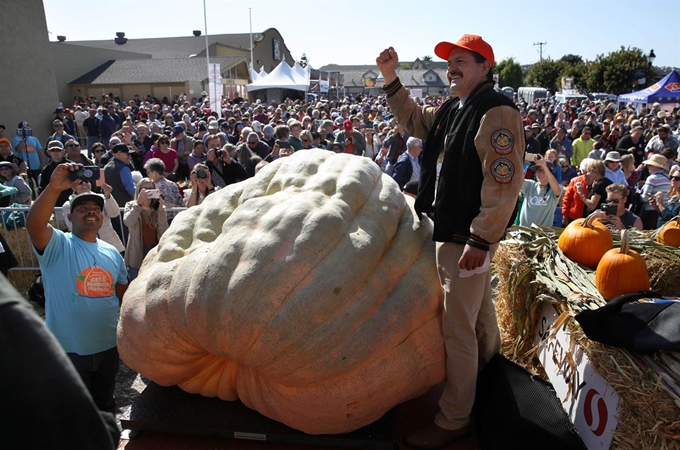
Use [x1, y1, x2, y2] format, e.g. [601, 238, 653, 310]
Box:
[583, 211, 607, 229]
[620, 229, 629, 255]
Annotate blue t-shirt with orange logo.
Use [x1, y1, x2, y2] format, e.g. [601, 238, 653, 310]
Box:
[35, 229, 128, 355]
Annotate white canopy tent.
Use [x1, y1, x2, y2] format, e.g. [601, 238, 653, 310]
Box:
[247, 61, 308, 92]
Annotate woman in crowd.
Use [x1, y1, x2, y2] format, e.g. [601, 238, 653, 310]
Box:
[61, 181, 124, 253]
[544, 148, 562, 184]
[559, 158, 577, 187]
[123, 177, 169, 281]
[620, 153, 640, 187]
[579, 159, 613, 214]
[148, 134, 178, 177]
[0, 162, 32, 205]
[299, 130, 315, 150]
[186, 163, 217, 207]
[640, 154, 671, 229]
[561, 158, 594, 226]
[91, 142, 107, 167]
[143, 158, 185, 224]
[653, 166, 680, 227]
[519, 157, 562, 227]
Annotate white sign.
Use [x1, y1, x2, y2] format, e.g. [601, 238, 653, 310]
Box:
[411, 89, 423, 99]
[207, 63, 222, 115]
[536, 303, 620, 450]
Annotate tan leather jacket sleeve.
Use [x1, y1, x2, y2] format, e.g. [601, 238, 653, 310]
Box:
[386, 87, 439, 140]
[471, 105, 525, 244]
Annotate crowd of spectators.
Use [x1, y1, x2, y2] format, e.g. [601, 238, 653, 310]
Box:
[2, 89, 680, 235]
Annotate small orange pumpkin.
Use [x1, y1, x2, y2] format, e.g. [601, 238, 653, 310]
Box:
[596, 229, 650, 301]
[558, 211, 613, 267]
[657, 216, 680, 247]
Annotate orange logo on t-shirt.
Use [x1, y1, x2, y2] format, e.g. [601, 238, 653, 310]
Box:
[76, 266, 114, 297]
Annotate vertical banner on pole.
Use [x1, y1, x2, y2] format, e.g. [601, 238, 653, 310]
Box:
[208, 63, 222, 114]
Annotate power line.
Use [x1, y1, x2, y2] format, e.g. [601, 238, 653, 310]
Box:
[533, 42, 547, 62]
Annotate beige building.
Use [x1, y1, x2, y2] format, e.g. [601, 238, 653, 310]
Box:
[52, 28, 294, 105]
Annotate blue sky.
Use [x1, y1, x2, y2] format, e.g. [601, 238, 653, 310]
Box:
[44, 0, 679, 69]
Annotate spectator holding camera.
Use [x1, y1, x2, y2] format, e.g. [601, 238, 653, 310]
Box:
[39, 141, 72, 206]
[207, 143, 248, 189]
[599, 183, 643, 232]
[186, 163, 216, 207]
[143, 158, 185, 224]
[123, 177, 168, 281]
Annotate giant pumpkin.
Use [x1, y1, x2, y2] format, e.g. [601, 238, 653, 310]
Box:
[117, 150, 446, 435]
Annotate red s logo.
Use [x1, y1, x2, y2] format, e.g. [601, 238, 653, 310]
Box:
[583, 388, 608, 437]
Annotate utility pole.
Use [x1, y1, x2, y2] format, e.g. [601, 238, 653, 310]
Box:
[533, 42, 547, 62]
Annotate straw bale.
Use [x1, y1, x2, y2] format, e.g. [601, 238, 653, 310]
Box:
[494, 238, 680, 449]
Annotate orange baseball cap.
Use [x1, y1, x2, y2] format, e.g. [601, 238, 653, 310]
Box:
[434, 34, 495, 66]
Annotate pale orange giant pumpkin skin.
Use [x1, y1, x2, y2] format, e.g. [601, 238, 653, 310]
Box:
[117, 150, 446, 435]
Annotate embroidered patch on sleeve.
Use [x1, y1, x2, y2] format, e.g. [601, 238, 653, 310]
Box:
[491, 158, 514, 183]
[491, 129, 514, 154]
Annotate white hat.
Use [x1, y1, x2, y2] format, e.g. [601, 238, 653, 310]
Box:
[251, 120, 262, 132]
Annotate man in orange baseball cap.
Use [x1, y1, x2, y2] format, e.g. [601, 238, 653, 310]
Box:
[377, 35, 524, 448]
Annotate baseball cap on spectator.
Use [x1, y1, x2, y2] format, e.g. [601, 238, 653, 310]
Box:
[660, 124, 671, 131]
[54, 107, 65, 114]
[434, 34, 495, 66]
[531, 123, 541, 130]
[251, 121, 262, 133]
[262, 125, 275, 137]
[343, 120, 353, 132]
[17, 121, 30, 129]
[111, 143, 129, 154]
[334, 117, 344, 126]
[70, 192, 105, 211]
[0, 138, 11, 147]
[171, 125, 184, 137]
[208, 121, 219, 130]
[48, 140, 64, 151]
[524, 125, 533, 131]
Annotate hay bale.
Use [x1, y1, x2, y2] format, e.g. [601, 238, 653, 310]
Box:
[494, 232, 680, 450]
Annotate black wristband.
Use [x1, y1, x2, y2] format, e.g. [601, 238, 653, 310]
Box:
[382, 77, 403, 98]
[466, 239, 490, 252]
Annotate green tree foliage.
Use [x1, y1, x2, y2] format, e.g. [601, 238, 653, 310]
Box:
[298, 53, 309, 68]
[422, 55, 433, 63]
[585, 47, 649, 95]
[525, 59, 564, 91]
[495, 57, 524, 90]
[399, 62, 413, 70]
[560, 54, 583, 66]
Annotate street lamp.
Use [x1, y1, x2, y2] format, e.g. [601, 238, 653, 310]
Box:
[647, 49, 656, 67]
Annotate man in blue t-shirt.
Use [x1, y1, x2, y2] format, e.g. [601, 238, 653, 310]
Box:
[26, 162, 128, 413]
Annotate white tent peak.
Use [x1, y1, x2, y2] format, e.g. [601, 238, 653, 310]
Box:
[247, 60, 308, 92]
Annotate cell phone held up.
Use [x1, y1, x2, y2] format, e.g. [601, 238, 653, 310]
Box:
[276, 140, 291, 150]
[68, 166, 100, 183]
[602, 203, 618, 216]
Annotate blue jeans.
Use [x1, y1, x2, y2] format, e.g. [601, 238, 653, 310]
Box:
[87, 136, 100, 158]
[67, 346, 119, 413]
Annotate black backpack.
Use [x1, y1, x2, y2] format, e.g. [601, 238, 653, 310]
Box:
[27, 273, 45, 308]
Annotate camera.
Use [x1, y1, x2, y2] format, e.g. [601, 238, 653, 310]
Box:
[195, 168, 208, 179]
[214, 147, 223, 158]
[602, 203, 618, 216]
[524, 153, 538, 162]
[276, 140, 291, 150]
[68, 166, 101, 183]
[149, 199, 160, 210]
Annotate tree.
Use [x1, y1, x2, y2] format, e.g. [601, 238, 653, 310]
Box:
[495, 57, 523, 90]
[399, 62, 412, 70]
[585, 47, 648, 95]
[298, 53, 309, 68]
[560, 54, 583, 66]
[422, 55, 433, 63]
[524, 59, 565, 92]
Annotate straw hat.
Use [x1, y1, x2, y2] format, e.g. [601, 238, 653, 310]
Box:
[642, 154, 668, 170]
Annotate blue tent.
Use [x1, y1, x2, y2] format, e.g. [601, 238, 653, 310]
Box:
[618, 70, 680, 104]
